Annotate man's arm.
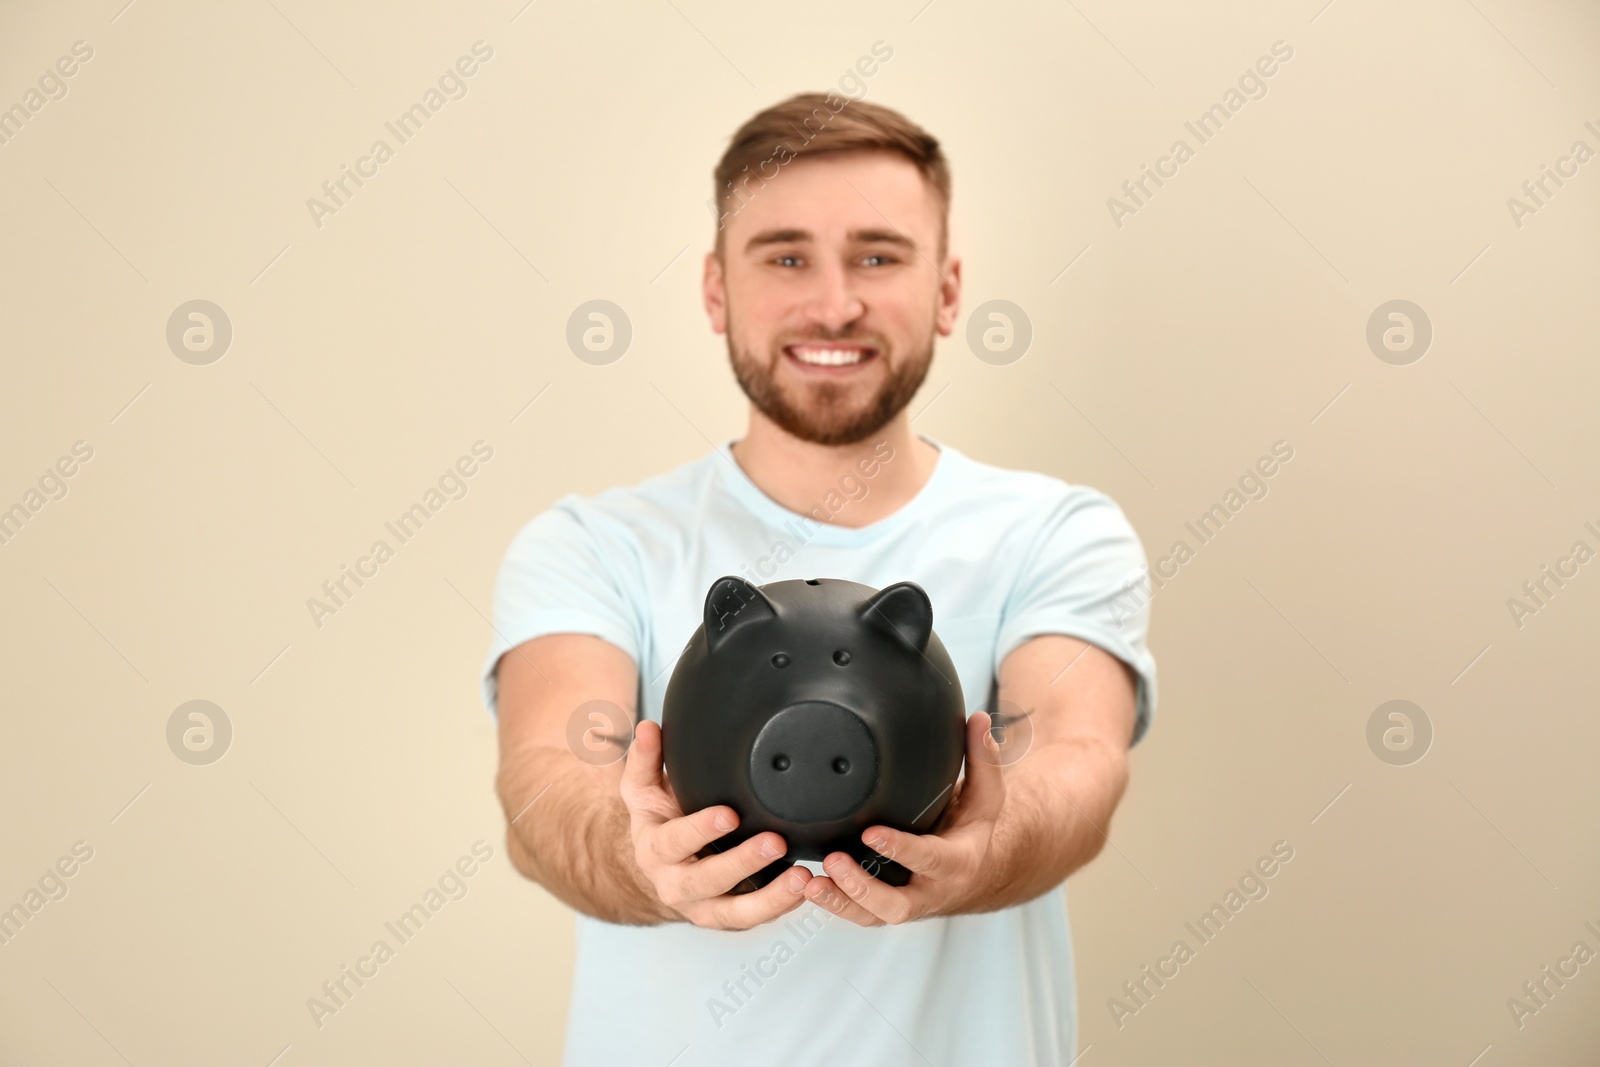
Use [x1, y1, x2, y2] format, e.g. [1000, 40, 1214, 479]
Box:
[801, 633, 1138, 925]
[495, 632, 820, 928]
[494, 633, 669, 925]
[953, 633, 1137, 910]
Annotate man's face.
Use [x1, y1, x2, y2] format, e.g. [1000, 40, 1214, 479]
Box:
[703, 149, 961, 446]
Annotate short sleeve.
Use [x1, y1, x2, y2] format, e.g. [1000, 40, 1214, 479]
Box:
[993, 487, 1160, 746]
[478, 498, 642, 720]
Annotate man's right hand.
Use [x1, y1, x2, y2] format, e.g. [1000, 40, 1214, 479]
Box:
[621, 719, 815, 930]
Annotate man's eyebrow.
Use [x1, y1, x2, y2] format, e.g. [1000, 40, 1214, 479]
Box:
[742, 227, 917, 252]
[849, 228, 916, 249]
[744, 228, 811, 252]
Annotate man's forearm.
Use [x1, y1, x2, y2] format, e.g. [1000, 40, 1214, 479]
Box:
[950, 736, 1130, 914]
[497, 745, 674, 926]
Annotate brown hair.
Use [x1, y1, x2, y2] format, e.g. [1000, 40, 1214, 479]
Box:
[710, 91, 951, 261]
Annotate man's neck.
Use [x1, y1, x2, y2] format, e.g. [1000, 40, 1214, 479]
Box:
[728, 411, 941, 530]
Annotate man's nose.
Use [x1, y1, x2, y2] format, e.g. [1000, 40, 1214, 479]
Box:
[799, 259, 866, 332]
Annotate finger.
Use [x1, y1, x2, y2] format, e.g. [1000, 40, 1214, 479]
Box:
[859, 825, 951, 879]
[802, 875, 884, 927]
[676, 830, 788, 901]
[821, 852, 918, 925]
[619, 720, 676, 821]
[701, 863, 814, 930]
[650, 804, 741, 866]
[958, 711, 1007, 821]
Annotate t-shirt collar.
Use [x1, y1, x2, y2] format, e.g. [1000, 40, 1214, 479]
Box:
[712, 433, 954, 547]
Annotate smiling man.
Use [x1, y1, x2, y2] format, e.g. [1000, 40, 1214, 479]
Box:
[483, 93, 1159, 1066]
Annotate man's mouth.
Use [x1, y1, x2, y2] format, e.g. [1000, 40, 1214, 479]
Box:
[783, 343, 879, 372]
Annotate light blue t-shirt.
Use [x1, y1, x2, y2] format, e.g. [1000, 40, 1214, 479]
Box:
[481, 433, 1158, 1067]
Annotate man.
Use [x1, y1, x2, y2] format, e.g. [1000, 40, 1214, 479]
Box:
[482, 92, 1158, 1066]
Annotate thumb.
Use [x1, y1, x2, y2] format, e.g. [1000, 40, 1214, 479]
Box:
[621, 718, 665, 798]
[959, 711, 1007, 820]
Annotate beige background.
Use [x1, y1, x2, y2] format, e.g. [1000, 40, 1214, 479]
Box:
[2, 0, 1598, 1063]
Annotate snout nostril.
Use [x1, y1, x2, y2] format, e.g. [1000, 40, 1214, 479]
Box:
[832, 757, 850, 774]
[833, 650, 851, 666]
[773, 754, 790, 771]
[805, 578, 820, 585]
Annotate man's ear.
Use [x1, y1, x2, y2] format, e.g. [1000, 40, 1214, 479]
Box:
[703, 250, 728, 334]
[934, 254, 962, 337]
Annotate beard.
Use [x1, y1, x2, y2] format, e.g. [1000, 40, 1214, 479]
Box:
[726, 318, 935, 447]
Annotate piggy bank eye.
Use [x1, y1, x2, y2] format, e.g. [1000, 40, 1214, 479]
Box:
[833, 650, 851, 666]
[771, 653, 790, 668]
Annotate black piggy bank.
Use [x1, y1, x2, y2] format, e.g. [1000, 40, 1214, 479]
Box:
[661, 575, 966, 893]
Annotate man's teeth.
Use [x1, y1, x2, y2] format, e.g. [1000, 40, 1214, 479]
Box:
[791, 346, 868, 366]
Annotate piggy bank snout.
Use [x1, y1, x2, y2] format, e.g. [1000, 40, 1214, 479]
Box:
[748, 701, 879, 824]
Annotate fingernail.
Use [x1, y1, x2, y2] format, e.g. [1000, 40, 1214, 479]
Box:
[714, 811, 735, 832]
[786, 869, 807, 892]
[759, 837, 782, 859]
[865, 835, 886, 850]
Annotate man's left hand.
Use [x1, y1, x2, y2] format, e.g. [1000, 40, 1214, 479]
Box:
[802, 711, 1006, 926]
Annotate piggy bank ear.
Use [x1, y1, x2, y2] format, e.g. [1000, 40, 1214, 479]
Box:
[858, 581, 933, 652]
[703, 576, 777, 652]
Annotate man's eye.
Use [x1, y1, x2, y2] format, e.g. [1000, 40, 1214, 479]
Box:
[862, 254, 896, 266]
[774, 255, 803, 267]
